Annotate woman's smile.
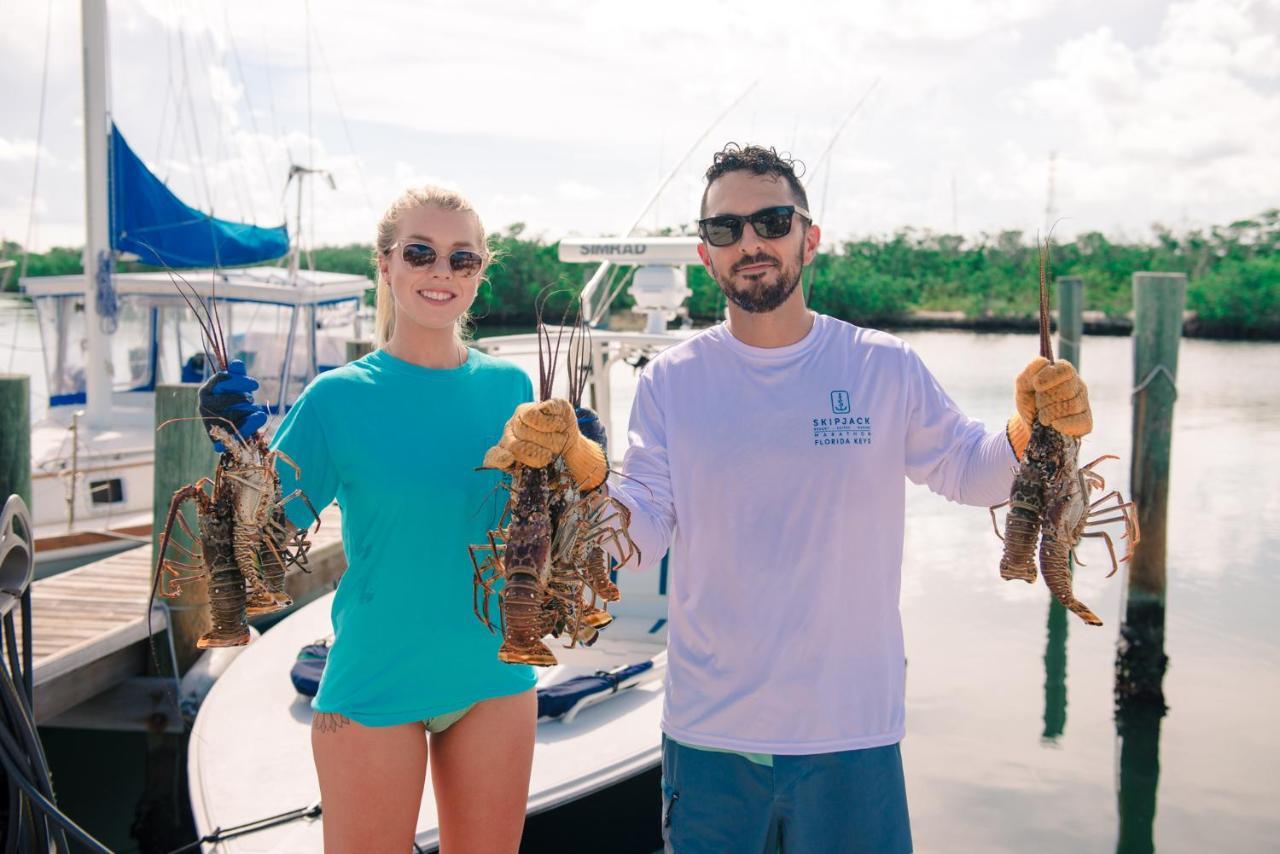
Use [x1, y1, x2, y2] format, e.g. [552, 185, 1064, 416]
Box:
[416, 287, 457, 304]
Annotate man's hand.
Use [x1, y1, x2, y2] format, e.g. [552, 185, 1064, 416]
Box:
[482, 398, 607, 490]
[198, 359, 268, 452]
[1009, 356, 1093, 458]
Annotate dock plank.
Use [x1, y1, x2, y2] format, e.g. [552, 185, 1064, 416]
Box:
[31, 504, 344, 723]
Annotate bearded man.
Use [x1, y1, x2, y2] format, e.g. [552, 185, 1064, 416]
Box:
[496, 143, 1092, 852]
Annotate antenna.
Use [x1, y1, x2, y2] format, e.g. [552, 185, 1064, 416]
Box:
[1044, 150, 1058, 234]
[802, 77, 882, 303]
[582, 81, 757, 326]
[951, 173, 958, 234]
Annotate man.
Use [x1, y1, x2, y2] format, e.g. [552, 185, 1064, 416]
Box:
[496, 144, 1090, 852]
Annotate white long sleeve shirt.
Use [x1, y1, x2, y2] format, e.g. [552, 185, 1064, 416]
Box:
[609, 313, 1016, 754]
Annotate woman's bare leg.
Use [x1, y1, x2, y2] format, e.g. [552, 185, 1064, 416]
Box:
[430, 689, 536, 854]
[311, 712, 427, 852]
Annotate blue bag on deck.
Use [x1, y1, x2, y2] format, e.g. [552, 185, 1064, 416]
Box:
[290, 640, 330, 698]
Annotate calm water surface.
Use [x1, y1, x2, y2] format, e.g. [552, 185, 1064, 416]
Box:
[4, 298, 1277, 852]
[893, 330, 1279, 854]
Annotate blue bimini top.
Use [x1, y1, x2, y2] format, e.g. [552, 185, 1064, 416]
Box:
[271, 348, 536, 726]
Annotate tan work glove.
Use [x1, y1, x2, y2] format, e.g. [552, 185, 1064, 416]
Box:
[482, 398, 607, 490]
[1008, 356, 1093, 459]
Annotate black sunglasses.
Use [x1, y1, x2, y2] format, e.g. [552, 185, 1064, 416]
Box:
[388, 241, 484, 277]
[697, 205, 811, 248]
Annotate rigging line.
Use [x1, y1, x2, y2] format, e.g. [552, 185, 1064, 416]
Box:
[18, 0, 53, 284]
[162, 0, 190, 182]
[597, 266, 638, 319]
[308, 15, 375, 217]
[176, 26, 216, 215]
[223, 4, 276, 213]
[805, 76, 881, 187]
[585, 80, 758, 326]
[305, 0, 316, 271]
[10, 0, 53, 373]
[803, 76, 882, 304]
[194, 6, 253, 224]
[259, 15, 292, 166]
[153, 13, 176, 166]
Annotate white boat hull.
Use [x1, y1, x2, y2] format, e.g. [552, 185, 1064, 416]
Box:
[188, 592, 668, 852]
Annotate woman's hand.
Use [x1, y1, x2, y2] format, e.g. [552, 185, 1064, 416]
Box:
[197, 359, 268, 452]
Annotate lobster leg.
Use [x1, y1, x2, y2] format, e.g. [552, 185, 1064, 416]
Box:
[276, 486, 322, 531]
[469, 543, 500, 631]
[152, 483, 212, 601]
[1080, 454, 1119, 473]
[159, 560, 206, 596]
[1080, 530, 1124, 577]
[989, 502, 1009, 542]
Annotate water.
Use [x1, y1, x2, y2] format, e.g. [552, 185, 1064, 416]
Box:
[5, 298, 1278, 852]
[892, 330, 1279, 853]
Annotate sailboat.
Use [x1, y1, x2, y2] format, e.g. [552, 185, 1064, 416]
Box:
[18, 0, 370, 575]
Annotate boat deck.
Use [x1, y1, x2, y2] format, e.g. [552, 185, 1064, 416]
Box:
[28, 504, 345, 726]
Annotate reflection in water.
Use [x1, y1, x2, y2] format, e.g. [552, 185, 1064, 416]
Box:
[1042, 597, 1069, 741]
[1115, 597, 1169, 854]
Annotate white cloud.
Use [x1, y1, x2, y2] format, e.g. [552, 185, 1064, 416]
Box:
[556, 181, 603, 201]
[0, 0, 1275, 250]
[0, 138, 52, 164]
[1013, 0, 1280, 235]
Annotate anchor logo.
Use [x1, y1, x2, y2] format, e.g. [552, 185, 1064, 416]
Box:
[830, 390, 850, 414]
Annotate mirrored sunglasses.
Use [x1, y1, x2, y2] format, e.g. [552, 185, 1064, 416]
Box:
[389, 241, 484, 277]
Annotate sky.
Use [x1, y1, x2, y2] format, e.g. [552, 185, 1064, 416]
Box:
[0, 0, 1277, 253]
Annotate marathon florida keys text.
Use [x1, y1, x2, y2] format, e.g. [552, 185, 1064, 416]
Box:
[814, 390, 872, 446]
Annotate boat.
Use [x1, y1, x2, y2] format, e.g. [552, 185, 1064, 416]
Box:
[16, 0, 369, 577]
[187, 237, 701, 851]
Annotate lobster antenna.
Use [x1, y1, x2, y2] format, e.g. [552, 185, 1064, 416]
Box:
[207, 269, 228, 371]
[550, 290, 578, 398]
[534, 289, 556, 401]
[1038, 234, 1053, 363]
[168, 268, 224, 371]
[567, 300, 591, 407]
[137, 238, 227, 370]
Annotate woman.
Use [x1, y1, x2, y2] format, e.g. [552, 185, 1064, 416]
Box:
[202, 186, 537, 852]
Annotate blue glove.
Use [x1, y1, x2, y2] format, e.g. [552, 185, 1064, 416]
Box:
[575, 406, 608, 461]
[198, 359, 268, 452]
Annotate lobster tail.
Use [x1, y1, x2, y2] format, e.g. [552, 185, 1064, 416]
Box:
[497, 467, 557, 666]
[1068, 600, 1103, 627]
[999, 507, 1041, 583]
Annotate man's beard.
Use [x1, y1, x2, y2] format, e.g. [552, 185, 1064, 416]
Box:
[710, 246, 805, 314]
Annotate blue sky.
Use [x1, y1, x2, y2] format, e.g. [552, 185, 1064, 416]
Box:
[1, 0, 1276, 252]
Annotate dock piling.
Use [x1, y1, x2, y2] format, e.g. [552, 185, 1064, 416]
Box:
[1041, 275, 1083, 741]
[1, 374, 32, 508]
[1057, 276, 1083, 368]
[345, 340, 373, 363]
[1126, 273, 1185, 607]
[152, 384, 219, 674]
[1114, 271, 1184, 854]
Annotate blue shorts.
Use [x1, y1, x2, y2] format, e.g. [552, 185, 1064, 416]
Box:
[660, 736, 912, 853]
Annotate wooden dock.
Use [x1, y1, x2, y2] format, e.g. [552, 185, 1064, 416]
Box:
[28, 503, 345, 729]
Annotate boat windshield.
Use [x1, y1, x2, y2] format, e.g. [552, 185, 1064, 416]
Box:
[29, 291, 360, 409]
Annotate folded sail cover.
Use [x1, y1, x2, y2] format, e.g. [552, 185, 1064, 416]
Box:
[109, 125, 289, 268]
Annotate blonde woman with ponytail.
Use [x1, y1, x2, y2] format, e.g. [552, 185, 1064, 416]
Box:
[204, 186, 537, 852]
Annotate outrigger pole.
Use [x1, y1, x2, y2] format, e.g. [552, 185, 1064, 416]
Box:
[582, 81, 759, 327]
[802, 76, 881, 303]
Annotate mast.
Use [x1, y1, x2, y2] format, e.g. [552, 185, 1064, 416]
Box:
[81, 0, 113, 425]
